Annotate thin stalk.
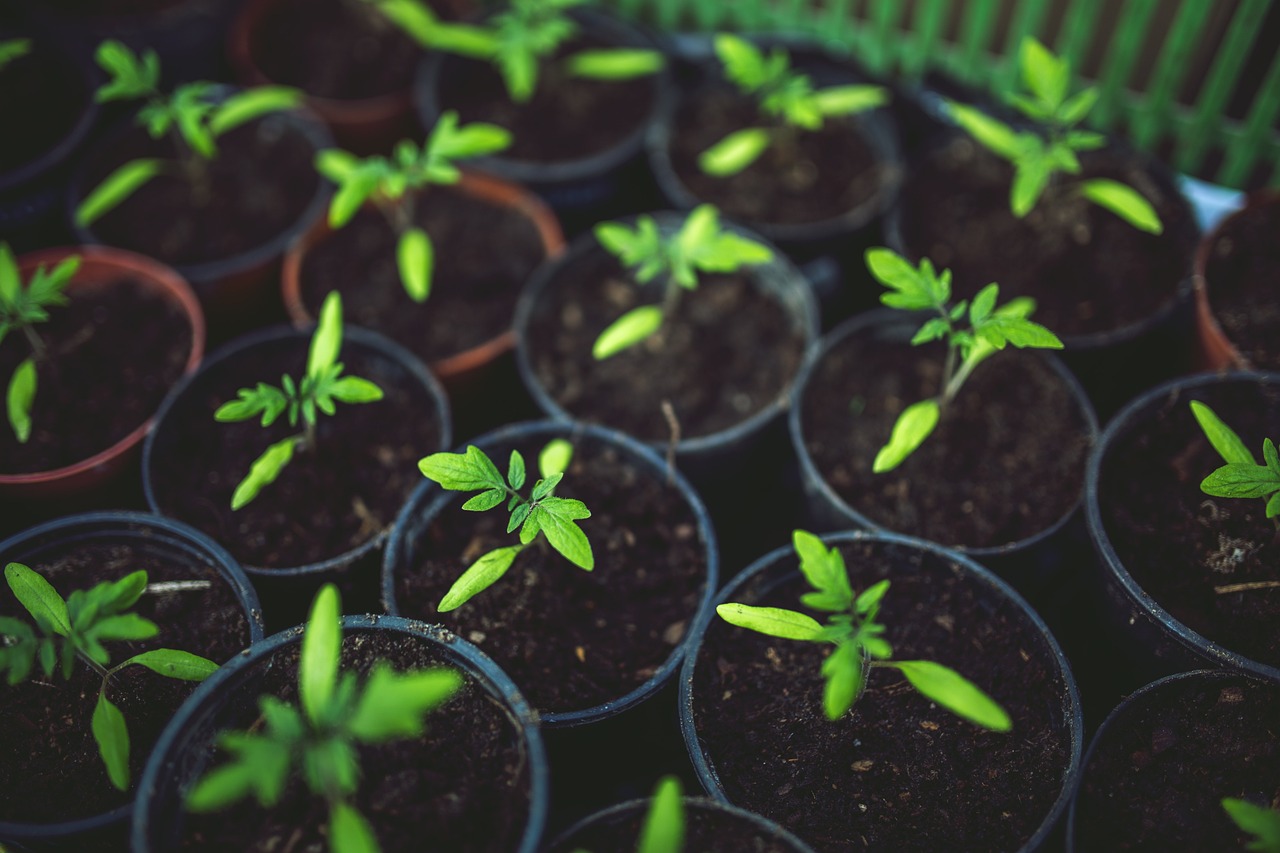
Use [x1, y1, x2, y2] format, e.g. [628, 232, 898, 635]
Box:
[21, 324, 46, 360]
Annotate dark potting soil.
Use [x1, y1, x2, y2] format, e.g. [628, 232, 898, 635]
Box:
[692, 540, 1073, 852]
[0, 540, 251, 823]
[298, 185, 548, 365]
[0, 279, 192, 474]
[177, 630, 531, 853]
[43, 0, 185, 14]
[667, 83, 892, 226]
[548, 800, 802, 853]
[1202, 197, 1280, 371]
[395, 435, 706, 713]
[0, 38, 85, 174]
[801, 330, 1091, 549]
[896, 134, 1196, 338]
[1073, 675, 1280, 852]
[525, 250, 807, 442]
[147, 336, 442, 569]
[1097, 379, 1280, 668]
[78, 115, 321, 267]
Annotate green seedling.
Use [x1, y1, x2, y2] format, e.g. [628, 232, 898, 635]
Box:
[0, 38, 31, 72]
[568, 775, 684, 853]
[1223, 797, 1280, 853]
[946, 37, 1161, 233]
[187, 584, 462, 853]
[315, 112, 510, 302]
[418, 439, 592, 611]
[864, 247, 1062, 473]
[0, 562, 217, 790]
[214, 291, 383, 510]
[0, 243, 79, 444]
[591, 204, 772, 359]
[717, 531, 1012, 728]
[699, 34, 887, 177]
[74, 40, 300, 227]
[1190, 401, 1280, 524]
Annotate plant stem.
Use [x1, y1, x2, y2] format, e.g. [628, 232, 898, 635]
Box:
[21, 324, 46, 360]
[77, 650, 110, 679]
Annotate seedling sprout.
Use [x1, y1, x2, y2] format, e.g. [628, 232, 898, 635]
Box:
[1190, 401, 1280, 524]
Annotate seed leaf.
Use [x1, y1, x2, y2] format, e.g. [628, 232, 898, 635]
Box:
[231, 437, 296, 510]
[538, 439, 573, 478]
[300, 583, 341, 727]
[566, 48, 664, 80]
[811, 84, 887, 116]
[1190, 401, 1255, 466]
[210, 86, 299, 136]
[716, 603, 824, 640]
[593, 305, 663, 360]
[873, 399, 940, 473]
[1079, 179, 1163, 234]
[439, 545, 523, 612]
[7, 357, 35, 443]
[891, 660, 1012, 731]
[75, 159, 163, 227]
[698, 128, 770, 177]
[398, 227, 433, 302]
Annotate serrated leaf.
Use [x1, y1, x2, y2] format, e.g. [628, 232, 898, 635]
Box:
[534, 502, 593, 570]
[716, 603, 824, 640]
[697, 128, 770, 177]
[891, 660, 1012, 731]
[566, 48, 664, 80]
[5, 563, 70, 637]
[348, 663, 461, 741]
[1079, 179, 1163, 234]
[300, 584, 341, 727]
[873, 399, 940, 473]
[866, 248, 943, 310]
[75, 159, 163, 227]
[1189, 402, 1255, 466]
[593, 305, 663, 360]
[439, 545, 523, 611]
[121, 649, 218, 681]
[978, 315, 1063, 350]
[93, 692, 131, 790]
[7, 357, 35, 443]
[231, 437, 296, 510]
[419, 445, 506, 492]
[715, 33, 767, 91]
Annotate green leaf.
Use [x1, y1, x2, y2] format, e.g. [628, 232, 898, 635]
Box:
[530, 472, 563, 501]
[186, 761, 262, 812]
[690, 232, 774, 274]
[461, 489, 505, 511]
[506, 449, 526, 491]
[0, 242, 17, 302]
[716, 603, 824, 640]
[75, 159, 163, 227]
[5, 563, 70, 637]
[538, 439, 573, 478]
[1064, 129, 1106, 150]
[427, 111, 511, 163]
[865, 248, 947, 311]
[533, 499, 594, 570]
[1201, 463, 1280, 499]
[93, 40, 159, 103]
[324, 166, 379, 229]
[855, 579, 890, 615]
[1019, 36, 1068, 110]
[300, 584, 342, 727]
[1266, 491, 1280, 519]
[1057, 87, 1099, 126]
[210, 86, 299, 136]
[348, 663, 462, 741]
[821, 640, 864, 719]
[1189, 401, 1255, 466]
[121, 649, 218, 681]
[397, 228, 433, 303]
[412, 20, 500, 58]
[593, 305, 663, 360]
[810, 84, 888, 116]
[419, 444, 506, 492]
[231, 437, 296, 510]
[566, 48, 664, 80]
[309, 291, 343, 379]
[439, 545, 523, 612]
[90, 613, 158, 643]
[977, 315, 1064, 350]
[7, 357, 35, 443]
[947, 102, 1022, 161]
[1010, 150, 1052, 217]
[697, 128, 770, 177]
[501, 49, 538, 103]
[873, 399, 940, 473]
[969, 284, 998, 326]
[891, 660, 1012, 731]
[93, 692, 131, 790]
[792, 529, 852, 608]
[1222, 798, 1280, 853]
[1078, 179, 1163, 234]
[0, 38, 31, 71]
[327, 376, 383, 404]
[638, 776, 684, 853]
[714, 34, 767, 91]
[329, 801, 381, 853]
[214, 382, 289, 426]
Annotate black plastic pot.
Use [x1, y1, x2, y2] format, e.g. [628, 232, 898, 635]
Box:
[679, 530, 1084, 852]
[132, 615, 549, 852]
[0, 511, 265, 850]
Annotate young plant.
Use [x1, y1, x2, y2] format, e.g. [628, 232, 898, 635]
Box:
[417, 439, 592, 611]
[186, 584, 462, 853]
[1223, 797, 1280, 853]
[74, 40, 300, 227]
[0, 38, 31, 72]
[0, 243, 79, 444]
[946, 37, 1162, 233]
[716, 530, 1012, 729]
[864, 247, 1063, 473]
[699, 34, 888, 176]
[591, 204, 773, 360]
[214, 291, 383, 510]
[1190, 401, 1280, 523]
[0, 562, 218, 790]
[315, 111, 511, 302]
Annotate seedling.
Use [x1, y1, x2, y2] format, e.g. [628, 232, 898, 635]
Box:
[0, 242, 79, 444]
[699, 34, 887, 177]
[717, 530, 1012, 728]
[215, 291, 383, 510]
[186, 584, 462, 853]
[864, 247, 1063, 472]
[0, 38, 31, 72]
[315, 112, 511, 302]
[0, 562, 217, 790]
[1223, 797, 1280, 853]
[417, 439, 592, 611]
[591, 204, 772, 360]
[946, 37, 1161, 233]
[567, 775, 684, 853]
[1190, 401, 1280, 523]
[74, 40, 300, 227]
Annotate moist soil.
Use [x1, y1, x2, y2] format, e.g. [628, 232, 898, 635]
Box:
[525, 249, 807, 442]
[896, 133, 1196, 338]
[0, 39, 85, 175]
[800, 326, 1091, 549]
[0, 279, 192, 474]
[298, 185, 548, 365]
[1202, 196, 1280, 370]
[147, 336, 442, 569]
[0, 539, 252, 823]
[548, 800, 803, 853]
[692, 540, 1073, 852]
[177, 630, 531, 853]
[78, 115, 321, 268]
[1073, 675, 1280, 852]
[1097, 378, 1280, 668]
[395, 434, 707, 714]
[667, 83, 892, 226]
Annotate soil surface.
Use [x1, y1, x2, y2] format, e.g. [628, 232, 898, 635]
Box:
[0, 37, 85, 174]
[667, 83, 893, 227]
[896, 133, 1196, 338]
[177, 630, 532, 852]
[298, 185, 548, 365]
[1202, 196, 1280, 370]
[1097, 378, 1280, 668]
[800, 325, 1091, 549]
[525, 248, 807, 442]
[1073, 674, 1280, 852]
[0, 279, 192, 474]
[395, 434, 707, 714]
[548, 800, 803, 853]
[692, 539, 1073, 852]
[147, 335, 443, 569]
[0, 540, 252, 823]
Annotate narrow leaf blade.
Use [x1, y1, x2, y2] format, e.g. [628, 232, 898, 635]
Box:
[715, 603, 824, 640]
[872, 399, 940, 473]
[892, 660, 1012, 731]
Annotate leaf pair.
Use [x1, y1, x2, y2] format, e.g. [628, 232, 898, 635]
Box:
[1191, 402, 1280, 519]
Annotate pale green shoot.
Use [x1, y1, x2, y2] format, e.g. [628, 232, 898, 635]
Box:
[1191, 401, 1280, 521]
[1223, 798, 1280, 853]
[0, 38, 31, 72]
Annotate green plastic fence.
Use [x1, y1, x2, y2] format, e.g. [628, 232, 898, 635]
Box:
[607, 0, 1280, 189]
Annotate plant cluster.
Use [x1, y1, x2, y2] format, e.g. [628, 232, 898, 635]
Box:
[1190, 401, 1280, 521]
[0, 562, 217, 790]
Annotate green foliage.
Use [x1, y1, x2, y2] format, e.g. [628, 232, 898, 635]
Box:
[1191, 402, 1280, 519]
[716, 532, 1011, 729]
[0, 562, 216, 790]
[418, 441, 593, 611]
[0, 38, 31, 72]
[698, 34, 887, 176]
[591, 205, 773, 359]
[947, 37, 1161, 233]
[1223, 798, 1280, 853]
[187, 585, 462, 853]
[864, 247, 1062, 472]
[637, 776, 684, 853]
[215, 292, 383, 510]
[315, 112, 510, 301]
